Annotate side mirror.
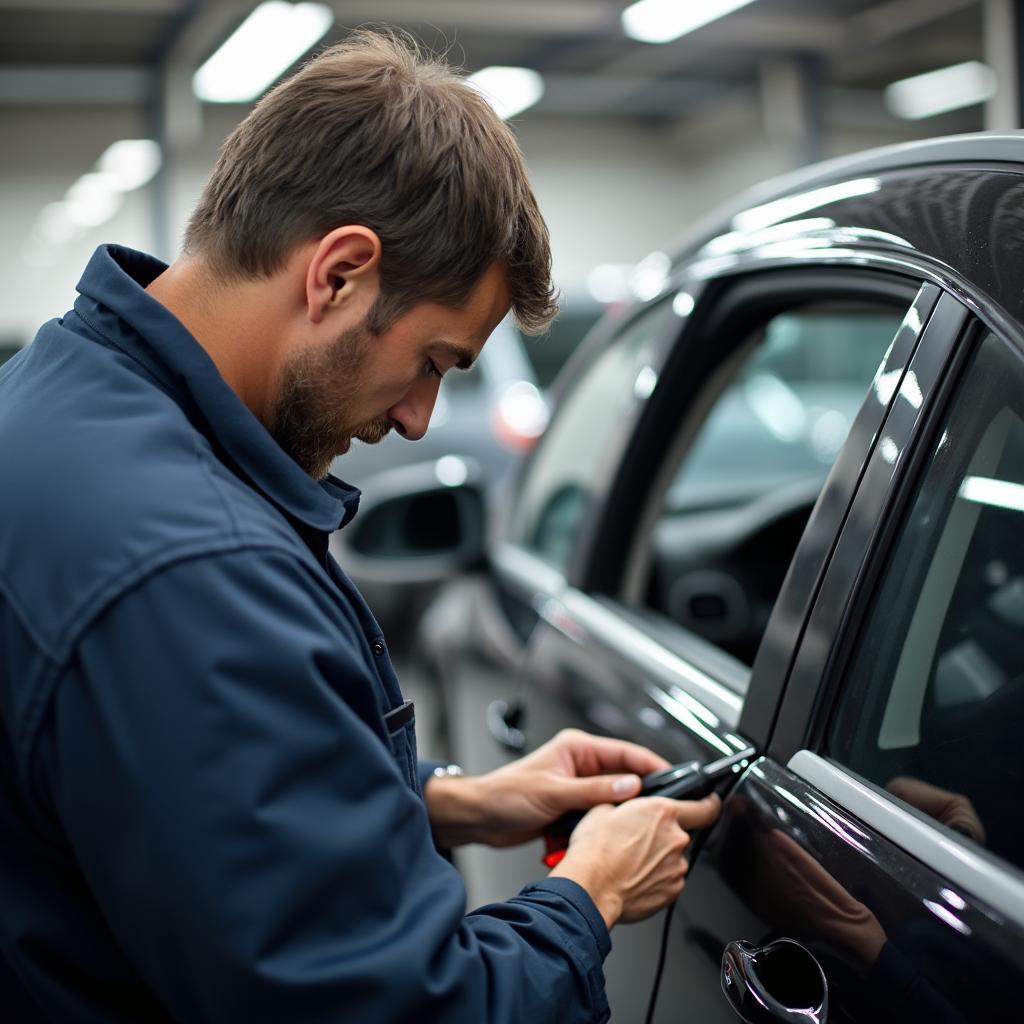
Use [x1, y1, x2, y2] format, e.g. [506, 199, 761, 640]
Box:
[337, 457, 486, 585]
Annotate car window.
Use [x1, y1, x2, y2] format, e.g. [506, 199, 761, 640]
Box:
[828, 331, 1024, 871]
[643, 303, 905, 665]
[510, 300, 673, 572]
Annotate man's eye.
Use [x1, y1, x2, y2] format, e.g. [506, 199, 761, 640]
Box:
[427, 360, 443, 379]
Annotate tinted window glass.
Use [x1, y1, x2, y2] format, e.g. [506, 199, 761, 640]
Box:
[829, 332, 1024, 869]
[511, 301, 672, 571]
[645, 304, 904, 665]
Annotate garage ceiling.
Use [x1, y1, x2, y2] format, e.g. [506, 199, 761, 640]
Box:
[0, 0, 986, 126]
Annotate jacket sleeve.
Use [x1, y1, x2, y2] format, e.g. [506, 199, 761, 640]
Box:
[37, 547, 611, 1024]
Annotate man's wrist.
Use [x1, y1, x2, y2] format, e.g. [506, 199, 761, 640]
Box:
[423, 772, 487, 849]
[549, 856, 622, 931]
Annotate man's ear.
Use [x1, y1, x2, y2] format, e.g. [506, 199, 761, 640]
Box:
[305, 225, 382, 324]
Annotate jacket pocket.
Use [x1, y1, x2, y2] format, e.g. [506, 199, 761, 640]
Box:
[385, 701, 419, 792]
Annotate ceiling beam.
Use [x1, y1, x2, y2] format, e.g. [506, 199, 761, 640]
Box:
[850, 0, 979, 44]
[602, 12, 845, 77]
[0, 66, 148, 105]
[327, 0, 619, 35]
[0, 0, 181, 11]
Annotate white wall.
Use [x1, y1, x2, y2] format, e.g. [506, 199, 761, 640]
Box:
[0, 99, 934, 346]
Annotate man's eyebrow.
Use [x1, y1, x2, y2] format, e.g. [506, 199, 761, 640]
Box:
[433, 341, 476, 370]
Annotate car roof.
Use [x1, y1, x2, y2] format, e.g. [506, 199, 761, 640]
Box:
[649, 130, 1024, 339]
[668, 129, 1024, 266]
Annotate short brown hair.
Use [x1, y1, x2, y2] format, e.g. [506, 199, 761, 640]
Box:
[184, 28, 557, 334]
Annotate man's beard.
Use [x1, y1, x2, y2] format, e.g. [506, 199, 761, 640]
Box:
[267, 320, 392, 480]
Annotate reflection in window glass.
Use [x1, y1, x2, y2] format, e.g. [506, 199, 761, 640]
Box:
[645, 305, 904, 665]
[669, 311, 899, 510]
[511, 302, 672, 572]
[829, 333, 1024, 870]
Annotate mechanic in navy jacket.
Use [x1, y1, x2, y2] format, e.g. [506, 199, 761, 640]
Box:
[0, 30, 719, 1023]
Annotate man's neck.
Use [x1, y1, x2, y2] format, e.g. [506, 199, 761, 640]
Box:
[145, 258, 284, 425]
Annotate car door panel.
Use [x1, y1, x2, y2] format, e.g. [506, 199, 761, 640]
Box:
[655, 305, 1024, 1023]
[514, 607, 756, 1022]
[655, 756, 1024, 1024]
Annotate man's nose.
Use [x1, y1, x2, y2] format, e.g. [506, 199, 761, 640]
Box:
[388, 377, 440, 442]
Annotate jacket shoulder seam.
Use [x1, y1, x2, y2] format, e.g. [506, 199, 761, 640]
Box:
[15, 536, 313, 791]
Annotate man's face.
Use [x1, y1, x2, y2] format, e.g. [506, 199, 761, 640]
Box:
[269, 262, 510, 479]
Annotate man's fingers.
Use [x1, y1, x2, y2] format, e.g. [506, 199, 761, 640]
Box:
[559, 729, 670, 778]
[673, 793, 721, 829]
[561, 773, 642, 810]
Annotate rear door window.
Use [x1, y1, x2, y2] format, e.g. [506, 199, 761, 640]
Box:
[639, 302, 906, 665]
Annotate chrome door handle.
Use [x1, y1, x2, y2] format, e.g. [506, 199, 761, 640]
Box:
[721, 938, 829, 1024]
[486, 698, 526, 753]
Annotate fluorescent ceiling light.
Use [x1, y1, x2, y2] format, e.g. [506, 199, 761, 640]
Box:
[65, 173, 124, 228]
[622, 0, 757, 44]
[35, 202, 78, 246]
[885, 61, 996, 120]
[468, 66, 544, 120]
[97, 139, 161, 191]
[193, 1, 333, 103]
[586, 264, 633, 303]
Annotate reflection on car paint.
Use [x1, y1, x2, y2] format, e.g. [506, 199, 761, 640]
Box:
[729, 177, 881, 234]
[677, 759, 1024, 1022]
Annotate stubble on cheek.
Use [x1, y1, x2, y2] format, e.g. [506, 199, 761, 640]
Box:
[267, 323, 383, 480]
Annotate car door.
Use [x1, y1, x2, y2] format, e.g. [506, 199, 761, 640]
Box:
[440, 263, 931, 1018]
[654, 295, 1024, 1024]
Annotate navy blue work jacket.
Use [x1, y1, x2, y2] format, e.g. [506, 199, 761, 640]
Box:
[0, 245, 611, 1022]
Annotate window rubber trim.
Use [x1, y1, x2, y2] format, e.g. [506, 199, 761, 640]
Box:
[789, 750, 1024, 930]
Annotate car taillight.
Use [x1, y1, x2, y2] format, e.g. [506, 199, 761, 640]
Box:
[491, 380, 549, 453]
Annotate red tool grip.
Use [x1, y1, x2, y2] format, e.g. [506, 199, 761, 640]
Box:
[542, 847, 567, 868]
[542, 831, 570, 868]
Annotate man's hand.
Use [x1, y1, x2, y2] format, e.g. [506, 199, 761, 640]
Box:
[423, 728, 723, 930]
[424, 728, 671, 849]
[551, 793, 721, 929]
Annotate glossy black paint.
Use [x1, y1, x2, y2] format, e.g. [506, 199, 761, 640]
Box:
[655, 759, 1024, 1024]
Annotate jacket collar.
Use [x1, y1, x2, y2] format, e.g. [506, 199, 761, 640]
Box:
[73, 244, 359, 533]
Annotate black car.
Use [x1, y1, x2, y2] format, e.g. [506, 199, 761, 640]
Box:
[346, 132, 1024, 1023]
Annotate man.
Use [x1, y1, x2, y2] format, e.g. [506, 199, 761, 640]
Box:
[0, 31, 719, 1023]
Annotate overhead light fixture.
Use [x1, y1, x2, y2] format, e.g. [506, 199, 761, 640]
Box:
[468, 66, 544, 120]
[97, 139, 161, 191]
[622, 0, 757, 45]
[34, 203, 78, 247]
[586, 264, 633, 304]
[193, 1, 333, 103]
[885, 61, 997, 120]
[65, 173, 124, 228]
